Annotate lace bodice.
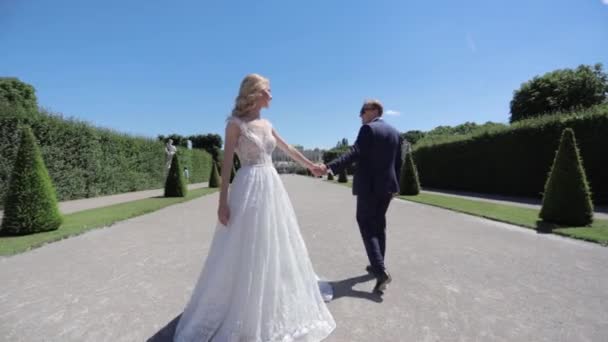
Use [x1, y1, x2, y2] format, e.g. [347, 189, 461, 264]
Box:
[229, 117, 277, 166]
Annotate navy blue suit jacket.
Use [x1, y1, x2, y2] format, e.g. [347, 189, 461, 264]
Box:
[327, 118, 403, 196]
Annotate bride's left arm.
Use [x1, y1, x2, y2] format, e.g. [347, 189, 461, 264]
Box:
[272, 128, 316, 171]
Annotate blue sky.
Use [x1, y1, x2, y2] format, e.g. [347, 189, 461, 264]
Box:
[1, 0, 607, 149]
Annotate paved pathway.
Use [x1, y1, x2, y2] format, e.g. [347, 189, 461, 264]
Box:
[1, 176, 607, 341]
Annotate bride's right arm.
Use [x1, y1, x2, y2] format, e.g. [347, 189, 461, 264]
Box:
[218, 121, 240, 225]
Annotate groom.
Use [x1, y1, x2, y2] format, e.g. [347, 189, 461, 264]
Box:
[314, 100, 403, 294]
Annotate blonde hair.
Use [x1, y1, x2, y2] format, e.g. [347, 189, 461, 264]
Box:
[231, 74, 270, 117]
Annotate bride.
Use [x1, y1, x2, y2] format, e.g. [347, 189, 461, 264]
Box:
[173, 74, 336, 341]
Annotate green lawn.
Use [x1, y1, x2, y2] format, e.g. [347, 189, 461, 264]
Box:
[0, 187, 218, 256]
[324, 178, 608, 245]
[400, 193, 608, 245]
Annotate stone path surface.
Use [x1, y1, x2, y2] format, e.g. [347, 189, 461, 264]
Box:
[1, 175, 607, 341]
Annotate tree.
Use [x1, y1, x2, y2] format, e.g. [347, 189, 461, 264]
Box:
[0, 78, 38, 111]
[1, 126, 62, 235]
[411, 121, 508, 146]
[164, 154, 187, 197]
[336, 138, 349, 149]
[400, 130, 426, 146]
[399, 152, 421, 195]
[426, 122, 480, 137]
[322, 148, 356, 175]
[208, 162, 221, 188]
[539, 128, 594, 226]
[189, 133, 223, 162]
[322, 150, 341, 164]
[157, 133, 223, 162]
[510, 63, 608, 123]
[157, 134, 188, 147]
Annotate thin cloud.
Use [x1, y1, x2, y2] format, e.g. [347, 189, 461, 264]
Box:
[603, 0, 608, 5]
[466, 33, 477, 53]
[386, 110, 400, 116]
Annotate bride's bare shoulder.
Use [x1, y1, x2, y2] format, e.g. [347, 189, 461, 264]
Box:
[261, 118, 274, 129]
[224, 117, 242, 136]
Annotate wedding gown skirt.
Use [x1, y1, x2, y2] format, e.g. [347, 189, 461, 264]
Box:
[174, 164, 336, 341]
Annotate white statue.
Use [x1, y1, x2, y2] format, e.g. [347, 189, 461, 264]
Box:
[165, 139, 177, 169]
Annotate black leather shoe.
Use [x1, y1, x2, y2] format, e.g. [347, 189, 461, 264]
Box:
[373, 271, 392, 294]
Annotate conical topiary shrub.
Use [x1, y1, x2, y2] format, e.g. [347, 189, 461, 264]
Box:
[1, 126, 62, 235]
[539, 128, 594, 226]
[400, 152, 421, 195]
[327, 172, 334, 181]
[164, 154, 187, 197]
[233, 154, 241, 171]
[338, 169, 348, 183]
[230, 165, 236, 183]
[209, 162, 221, 188]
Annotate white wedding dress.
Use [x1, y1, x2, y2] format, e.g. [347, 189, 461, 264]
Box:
[173, 117, 336, 342]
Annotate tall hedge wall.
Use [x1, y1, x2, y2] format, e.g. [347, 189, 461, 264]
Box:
[413, 104, 608, 204]
[0, 106, 212, 207]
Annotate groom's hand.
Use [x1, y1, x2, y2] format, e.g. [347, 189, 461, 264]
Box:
[311, 164, 327, 177]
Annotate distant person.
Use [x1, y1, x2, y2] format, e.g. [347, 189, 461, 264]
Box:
[183, 167, 190, 181]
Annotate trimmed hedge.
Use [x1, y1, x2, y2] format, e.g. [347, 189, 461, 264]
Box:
[413, 104, 608, 204]
[322, 148, 356, 175]
[1, 126, 62, 235]
[0, 106, 212, 207]
[540, 129, 594, 226]
[176, 148, 212, 185]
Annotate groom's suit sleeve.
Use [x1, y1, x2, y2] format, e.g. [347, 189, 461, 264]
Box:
[327, 124, 373, 175]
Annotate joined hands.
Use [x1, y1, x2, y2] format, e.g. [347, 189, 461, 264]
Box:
[310, 163, 328, 177]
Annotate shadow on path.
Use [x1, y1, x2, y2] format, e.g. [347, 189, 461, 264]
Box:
[147, 314, 181, 342]
[147, 274, 382, 340]
[330, 273, 383, 303]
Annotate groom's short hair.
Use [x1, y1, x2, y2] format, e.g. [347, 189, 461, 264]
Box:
[362, 99, 384, 116]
